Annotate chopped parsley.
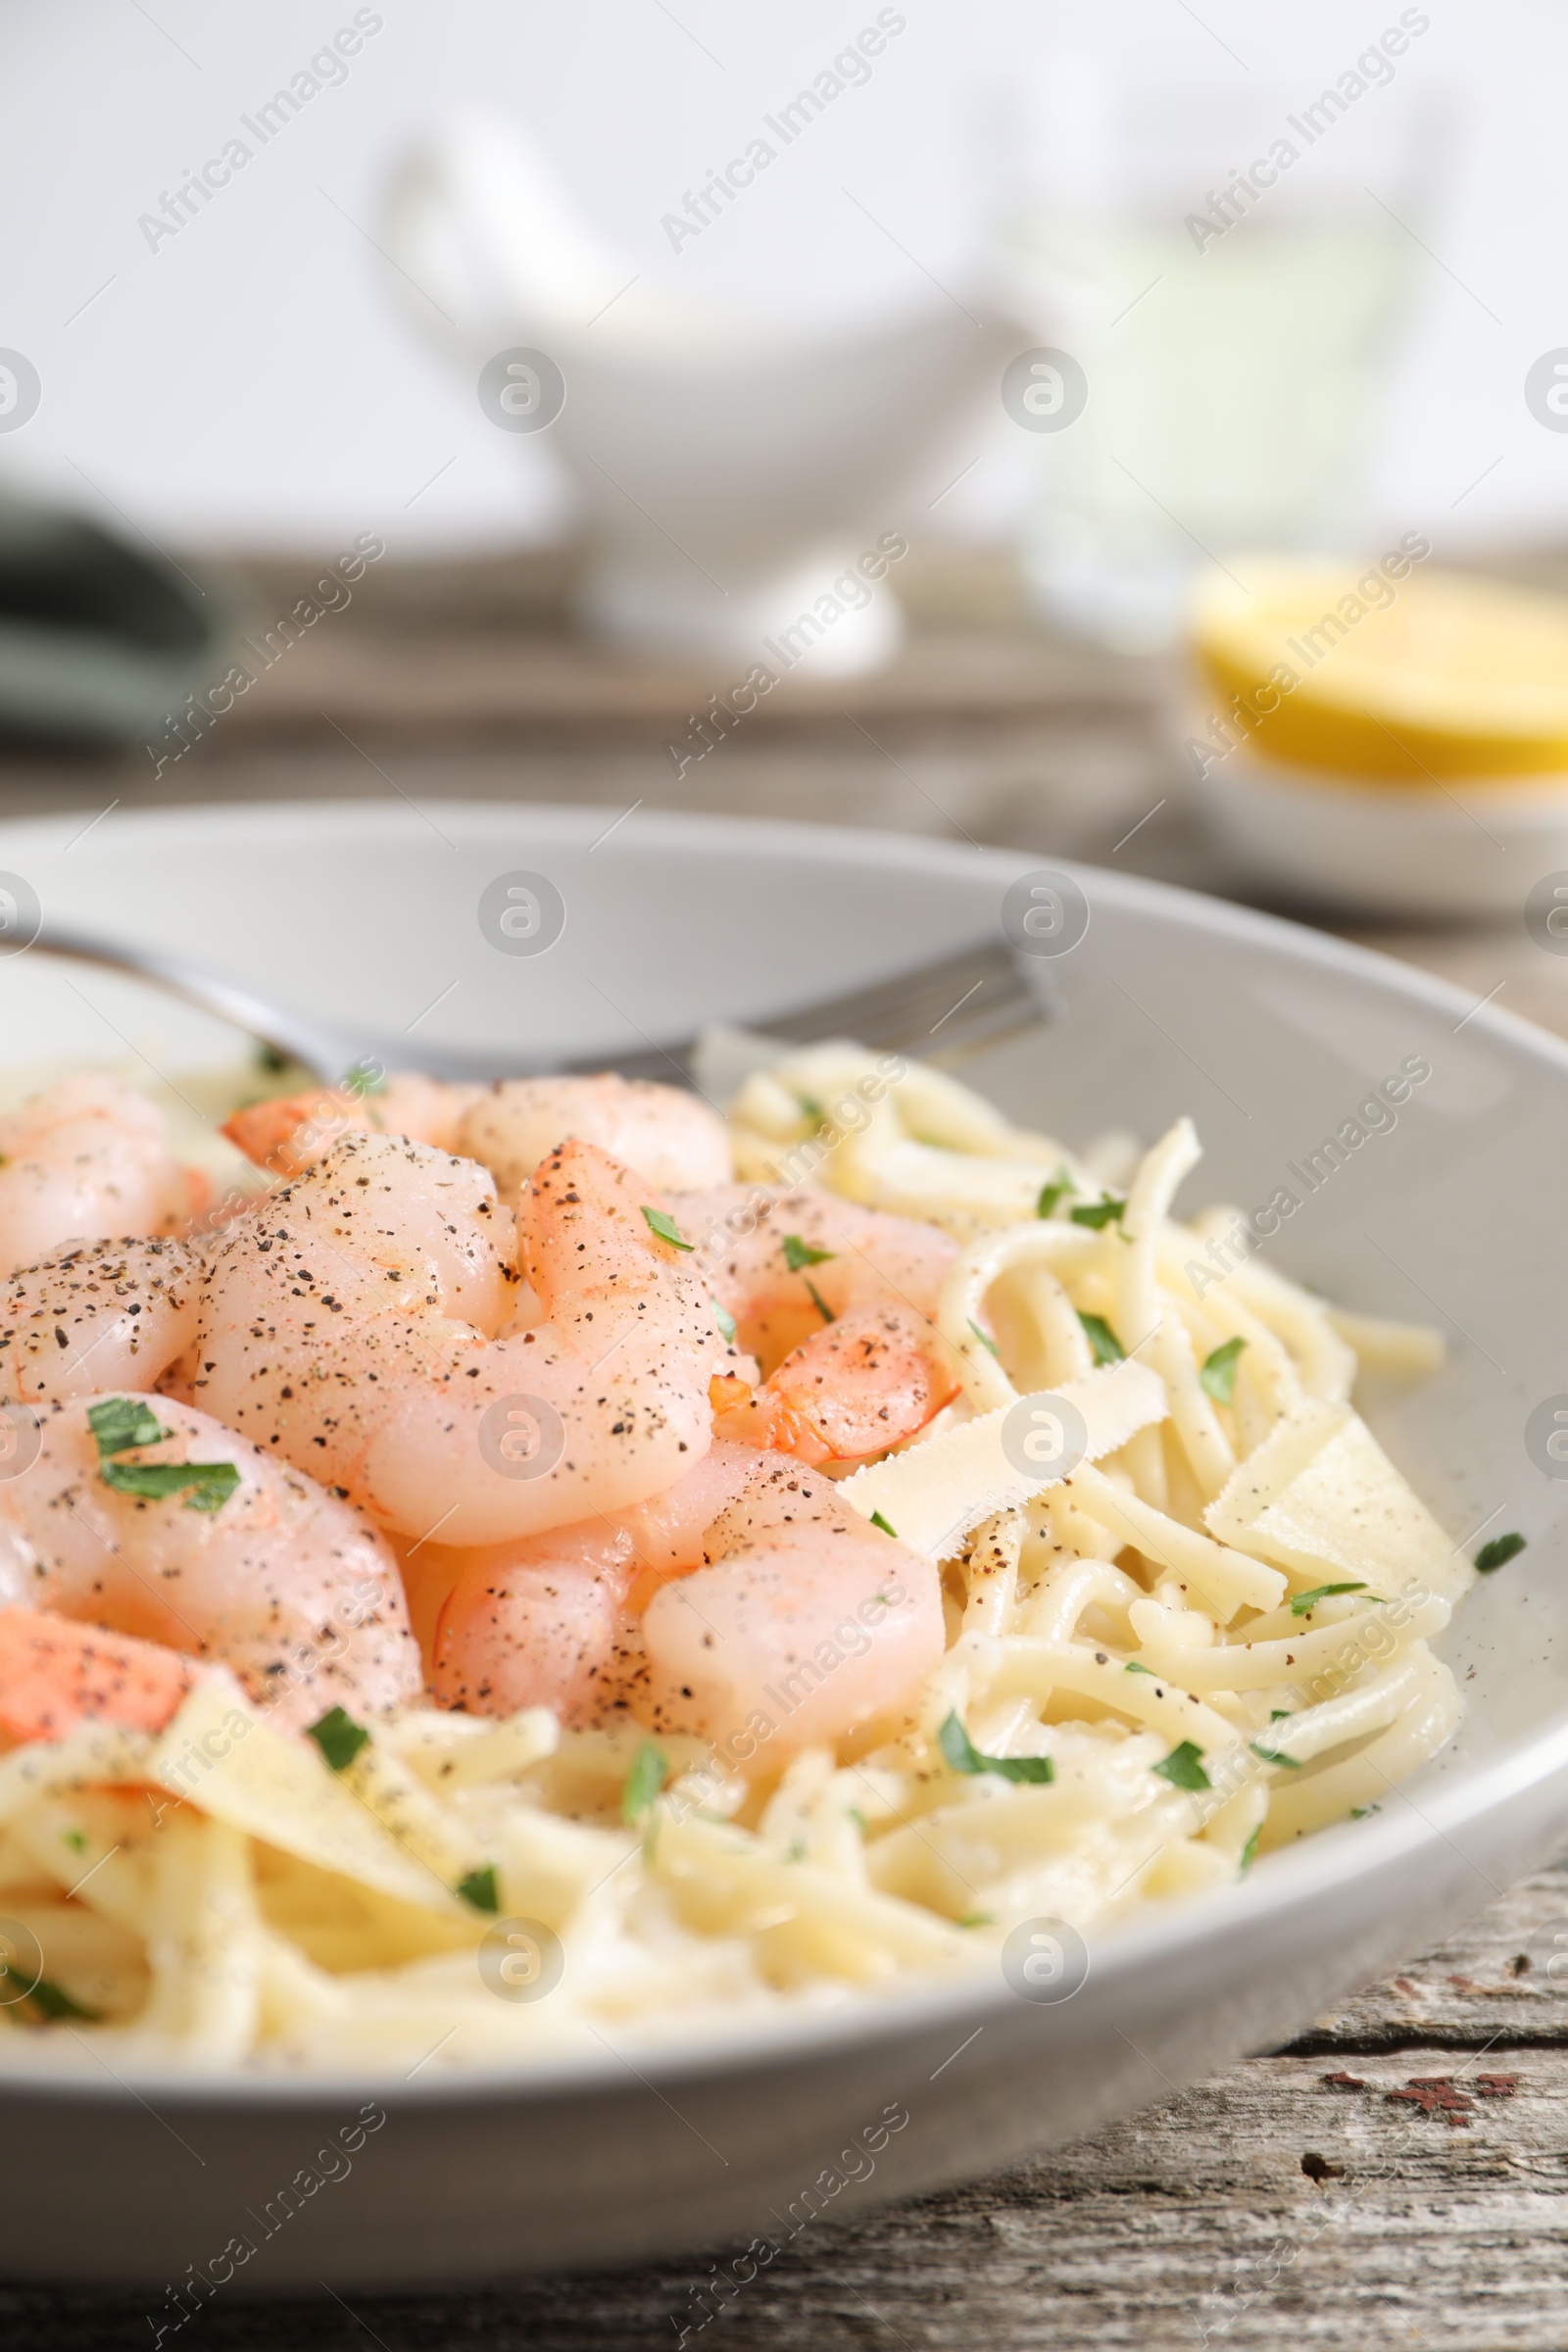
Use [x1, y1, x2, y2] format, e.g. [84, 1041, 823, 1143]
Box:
[641, 1205, 693, 1251]
[1124, 1660, 1155, 1676]
[1069, 1196, 1125, 1231]
[869, 1510, 898, 1539]
[938, 1710, 1054, 1785]
[1239, 1825, 1261, 1877]
[89, 1396, 241, 1512]
[341, 1059, 386, 1098]
[848, 1808, 868, 1837]
[306, 1705, 370, 1773]
[967, 1319, 1001, 1359]
[61, 1828, 87, 1855]
[1152, 1740, 1210, 1791]
[86, 1396, 171, 1458]
[620, 1739, 669, 1824]
[957, 1913, 996, 1929]
[1077, 1310, 1125, 1366]
[1036, 1167, 1076, 1219]
[457, 1865, 500, 1914]
[1250, 1740, 1301, 1770]
[710, 1296, 737, 1345]
[23, 1978, 101, 2023]
[1475, 1532, 1526, 1574]
[100, 1459, 242, 1513]
[782, 1233, 835, 1273]
[1290, 1581, 1372, 1617]
[1349, 1803, 1382, 1820]
[795, 1093, 825, 1121]
[804, 1278, 835, 1325]
[1199, 1336, 1247, 1406]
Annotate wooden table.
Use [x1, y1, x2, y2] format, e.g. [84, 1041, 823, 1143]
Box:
[3, 540, 1564, 2350]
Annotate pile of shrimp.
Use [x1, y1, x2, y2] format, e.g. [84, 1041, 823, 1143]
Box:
[0, 1052, 1464, 2069]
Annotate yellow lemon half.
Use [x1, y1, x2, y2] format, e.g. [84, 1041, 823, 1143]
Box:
[1191, 560, 1568, 782]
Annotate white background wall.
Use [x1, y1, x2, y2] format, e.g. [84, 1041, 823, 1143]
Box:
[2, 0, 1564, 562]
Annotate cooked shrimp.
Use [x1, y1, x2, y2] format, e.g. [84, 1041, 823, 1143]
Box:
[0, 1075, 194, 1274]
[0, 1237, 201, 1406]
[617, 1437, 783, 1586]
[0, 1394, 418, 1726]
[194, 1133, 727, 1547]
[423, 1438, 943, 1758]
[677, 1183, 958, 1372]
[410, 1521, 640, 1727]
[639, 1449, 943, 1755]
[0, 1606, 196, 1744]
[408, 1440, 754, 1719]
[455, 1076, 731, 1200]
[221, 1074, 480, 1180]
[224, 1070, 731, 1195]
[712, 1303, 959, 1468]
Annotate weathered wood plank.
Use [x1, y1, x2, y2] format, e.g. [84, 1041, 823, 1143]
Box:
[203, 546, 1165, 745]
[1285, 1855, 1568, 2052]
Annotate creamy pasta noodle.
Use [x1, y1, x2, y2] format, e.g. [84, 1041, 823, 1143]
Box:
[0, 1043, 1486, 2071]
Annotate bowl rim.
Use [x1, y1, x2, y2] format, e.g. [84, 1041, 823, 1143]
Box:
[1, 796, 1563, 2110]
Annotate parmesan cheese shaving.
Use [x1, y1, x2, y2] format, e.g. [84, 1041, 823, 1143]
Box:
[147, 1680, 466, 1917]
[839, 1357, 1169, 1559]
[1204, 1401, 1471, 1602]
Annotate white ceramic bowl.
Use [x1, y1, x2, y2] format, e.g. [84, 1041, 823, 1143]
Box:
[1195, 745, 1568, 917]
[1, 801, 1566, 2292]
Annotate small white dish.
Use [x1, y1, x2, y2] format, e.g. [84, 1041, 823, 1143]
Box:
[1195, 744, 1568, 916]
[0, 801, 1565, 2291]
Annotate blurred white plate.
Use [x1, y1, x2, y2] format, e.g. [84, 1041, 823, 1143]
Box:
[1196, 746, 1568, 916]
[0, 800, 1565, 2291]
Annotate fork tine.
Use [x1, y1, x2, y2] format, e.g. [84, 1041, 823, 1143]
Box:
[769, 941, 1039, 1053]
[770, 939, 1051, 1068]
[556, 938, 1050, 1086]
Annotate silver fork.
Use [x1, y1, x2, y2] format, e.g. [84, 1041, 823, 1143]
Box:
[31, 927, 1049, 1091]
